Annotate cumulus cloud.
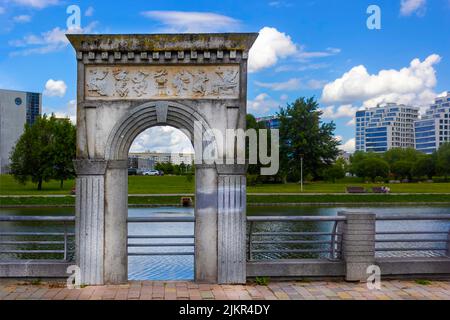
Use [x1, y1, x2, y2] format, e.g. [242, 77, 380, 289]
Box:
[9, 21, 97, 55]
[321, 104, 359, 119]
[248, 27, 297, 73]
[248, 93, 282, 115]
[130, 126, 194, 154]
[44, 79, 67, 97]
[321, 54, 441, 108]
[13, 14, 32, 23]
[400, 0, 427, 16]
[9, 0, 59, 9]
[141, 10, 239, 33]
[340, 138, 356, 153]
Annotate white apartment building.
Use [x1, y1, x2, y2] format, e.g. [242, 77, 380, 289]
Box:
[355, 103, 419, 153]
[415, 92, 450, 154]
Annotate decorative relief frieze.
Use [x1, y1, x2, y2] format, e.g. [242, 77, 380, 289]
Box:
[85, 65, 240, 100]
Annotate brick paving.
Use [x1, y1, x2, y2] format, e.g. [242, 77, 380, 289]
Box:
[0, 280, 449, 300]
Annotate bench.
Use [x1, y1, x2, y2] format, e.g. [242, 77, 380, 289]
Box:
[372, 187, 390, 194]
[346, 186, 366, 193]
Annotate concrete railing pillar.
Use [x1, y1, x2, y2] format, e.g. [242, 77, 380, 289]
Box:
[338, 211, 376, 282]
[216, 165, 247, 284]
[74, 159, 108, 285]
[194, 164, 218, 283]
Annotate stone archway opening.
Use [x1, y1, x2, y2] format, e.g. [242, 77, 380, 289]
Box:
[68, 33, 258, 285]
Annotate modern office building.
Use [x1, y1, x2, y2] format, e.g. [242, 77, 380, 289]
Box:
[256, 115, 280, 129]
[128, 152, 194, 170]
[0, 89, 42, 173]
[415, 92, 450, 154]
[355, 103, 419, 153]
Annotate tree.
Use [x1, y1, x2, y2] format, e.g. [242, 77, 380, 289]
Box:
[391, 160, 413, 180]
[436, 142, 450, 180]
[246, 114, 267, 175]
[323, 160, 346, 183]
[349, 151, 380, 177]
[278, 97, 340, 182]
[360, 158, 389, 182]
[384, 148, 420, 167]
[412, 155, 435, 180]
[10, 115, 52, 190]
[51, 118, 76, 188]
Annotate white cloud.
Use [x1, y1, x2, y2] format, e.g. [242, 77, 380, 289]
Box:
[13, 14, 32, 23]
[321, 54, 441, 108]
[321, 104, 359, 119]
[340, 138, 356, 153]
[85, 6, 94, 17]
[346, 118, 356, 126]
[255, 78, 301, 91]
[268, 1, 292, 8]
[247, 93, 281, 115]
[255, 78, 327, 91]
[9, 0, 59, 9]
[140, 10, 239, 33]
[248, 27, 297, 73]
[9, 21, 97, 55]
[275, 63, 329, 73]
[130, 126, 194, 154]
[44, 79, 67, 97]
[400, 0, 427, 16]
[296, 47, 341, 61]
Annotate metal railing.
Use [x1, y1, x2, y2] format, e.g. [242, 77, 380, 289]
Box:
[127, 216, 195, 256]
[375, 214, 450, 256]
[247, 216, 345, 261]
[0, 216, 75, 261]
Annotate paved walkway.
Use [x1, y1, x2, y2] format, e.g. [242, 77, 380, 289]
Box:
[0, 280, 449, 300]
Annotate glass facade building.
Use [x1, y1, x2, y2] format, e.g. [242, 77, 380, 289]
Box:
[414, 92, 450, 154]
[355, 103, 419, 153]
[256, 115, 280, 129]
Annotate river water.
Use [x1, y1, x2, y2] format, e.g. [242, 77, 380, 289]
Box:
[0, 205, 449, 280]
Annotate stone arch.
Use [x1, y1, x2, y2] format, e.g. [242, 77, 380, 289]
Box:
[105, 101, 217, 161]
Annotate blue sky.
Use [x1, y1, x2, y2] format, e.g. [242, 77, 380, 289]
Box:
[0, 0, 449, 153]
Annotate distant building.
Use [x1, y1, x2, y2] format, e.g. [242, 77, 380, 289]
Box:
[415, 92, 450, 154]
[256, 115, 280, 129]
[128, 152, 194, 170]
[355, 103, 419, 153]
[0, 89, 42, 173]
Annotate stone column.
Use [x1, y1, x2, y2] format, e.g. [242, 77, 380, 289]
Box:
[74, 159, 108, 285]
[104, 160, 128, 284]
[195, 164, 218, 283]
[217, 165, 247, 284]
[338, 211, 376, 282]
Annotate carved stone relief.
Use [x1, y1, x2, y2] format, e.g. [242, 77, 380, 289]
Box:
[85, 65, 240, 100]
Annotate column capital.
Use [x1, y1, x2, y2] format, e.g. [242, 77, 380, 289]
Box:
[74, 159, 108, 175]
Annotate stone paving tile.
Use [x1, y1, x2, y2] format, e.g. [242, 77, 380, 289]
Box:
[0, 280, 449, 300]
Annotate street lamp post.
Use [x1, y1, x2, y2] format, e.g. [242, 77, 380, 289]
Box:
[300, 154, 304, 192]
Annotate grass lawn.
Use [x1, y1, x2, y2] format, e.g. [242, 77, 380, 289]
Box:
[1, 174, 449, 196]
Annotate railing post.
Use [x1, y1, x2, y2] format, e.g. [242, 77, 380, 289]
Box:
[63, 221, 68, 262]
[248, 221, 254, 261]
[338, 211, 376, 282]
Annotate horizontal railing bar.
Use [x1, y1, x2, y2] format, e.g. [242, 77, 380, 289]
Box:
[375, 248, 447, 251]
[376, 231, 448, 235]
[0, 216, 75, 222]
[247, 216, 346, 222]
[376, 214, 450, 221]
[0, 241, 65, 245]
[252, 232, 337, 236]
[0, 232, 75, 237]
[252, 240, 333, 245]
[127, 235, 194, 239]
[251, 249, 335, 253]
[128, 243, 194, 247]
[127, 217, 195, 223]
[0, 250, 68, 254]
[128, 252, 194, 256]
[375, 239, 449, 243]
